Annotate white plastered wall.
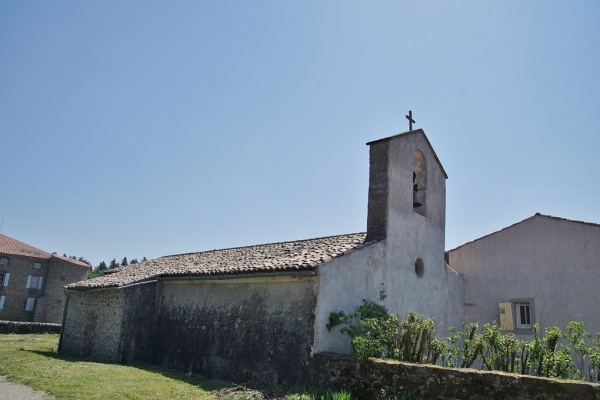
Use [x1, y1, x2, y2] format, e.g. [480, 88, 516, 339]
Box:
[313, 132, 465, 354]
[448, 215, 600, 338]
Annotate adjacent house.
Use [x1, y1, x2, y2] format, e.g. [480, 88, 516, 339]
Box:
[0, 234, 90, 324]
[446, 213, 600, 338]
[58, 129, 465, 383]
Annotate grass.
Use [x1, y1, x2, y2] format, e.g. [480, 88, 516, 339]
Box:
[0, 333, 227, 399]
[0, 334, 356, 400]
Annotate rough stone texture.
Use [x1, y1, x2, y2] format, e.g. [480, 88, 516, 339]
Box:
[155, 276, 318, 384]
[0, 320, 61, 334]
[0, 254, 48, 322]
[59, 290, 124, 362]
[310, 353, 600, 400]
[34, 256, 89, 323]
[0, 236, 89, 324]
[365, 139, 389, 242]
[120, 282, 158, 364]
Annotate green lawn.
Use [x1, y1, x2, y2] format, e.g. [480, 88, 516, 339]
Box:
[0, 333, 231, 399]
[0, 334, 350, 399]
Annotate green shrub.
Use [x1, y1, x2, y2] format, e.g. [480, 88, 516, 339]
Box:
[329, 301, 600, 382]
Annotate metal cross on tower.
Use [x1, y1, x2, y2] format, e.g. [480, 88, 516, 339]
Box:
[405, 110, 415, 131]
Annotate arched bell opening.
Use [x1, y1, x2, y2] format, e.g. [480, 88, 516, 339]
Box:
[412, 149, 427, 216]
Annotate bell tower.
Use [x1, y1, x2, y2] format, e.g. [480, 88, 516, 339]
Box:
[365, 128, 447, 249]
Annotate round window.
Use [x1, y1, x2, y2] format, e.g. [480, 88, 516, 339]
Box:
[415, 258, 424, 277]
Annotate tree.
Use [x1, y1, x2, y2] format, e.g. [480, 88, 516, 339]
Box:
[97, 261, 107, 271]
[78, 256, 91, 266]
[109, 258, 118, 269]
[121, 257, 128, 266]
[130, 258, 138, 264]
[142, 257, 147, 262]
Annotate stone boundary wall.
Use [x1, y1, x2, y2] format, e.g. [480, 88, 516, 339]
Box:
[0, 320, 61, 334]
[310, 353, 600, 400]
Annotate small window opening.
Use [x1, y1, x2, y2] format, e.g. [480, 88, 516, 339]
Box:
[0, 258, 8, 266]
[33, 262, 42, 269]
[412, 150, 427, 216]
[415, 258, 425, 277]
[25, 297, 36, 312]
[515, 303, 532, 329]
[0, 272, 9, 287]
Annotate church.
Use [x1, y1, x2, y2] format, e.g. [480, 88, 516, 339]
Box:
[58, 127, 465, 383]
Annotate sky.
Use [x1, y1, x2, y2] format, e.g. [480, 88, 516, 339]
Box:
[1, 1, 599, 267]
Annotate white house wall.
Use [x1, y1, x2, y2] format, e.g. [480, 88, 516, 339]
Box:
[448, 215, 600, 337]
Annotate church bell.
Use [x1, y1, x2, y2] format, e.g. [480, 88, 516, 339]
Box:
[413, 191, 422, 208]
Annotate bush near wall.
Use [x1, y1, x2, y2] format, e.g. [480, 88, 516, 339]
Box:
[310, 353, 600, 400]
[328, 301, 600, 382]
[0, 320, 61, 334]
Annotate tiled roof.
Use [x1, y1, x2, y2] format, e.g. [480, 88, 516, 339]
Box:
[0, 234, 52, 259]
[68, 233, 375, 290]
[447, 213, 600, 253]
[0, 234, 90, 268]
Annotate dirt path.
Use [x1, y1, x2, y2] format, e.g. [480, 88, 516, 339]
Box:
[0, 376, 55, 399]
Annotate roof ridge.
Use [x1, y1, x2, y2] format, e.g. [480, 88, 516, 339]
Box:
[159, 232, 368, 259]
[67, 232, 378, 290]
[51, 253, 91, 268]
[447, 213, 600, 253]
[0, 234, 52, 259]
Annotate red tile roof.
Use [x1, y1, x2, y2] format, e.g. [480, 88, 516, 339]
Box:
[0, 234, 51, 259]
[0, 234, 90, 267]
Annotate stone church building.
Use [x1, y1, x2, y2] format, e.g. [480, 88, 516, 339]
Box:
[58, 128, 465, 383]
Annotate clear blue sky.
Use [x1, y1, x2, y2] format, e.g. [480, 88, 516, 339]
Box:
[1, 1, 599, 267]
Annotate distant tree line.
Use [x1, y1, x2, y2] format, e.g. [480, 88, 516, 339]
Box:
[57, 254, 147, 279]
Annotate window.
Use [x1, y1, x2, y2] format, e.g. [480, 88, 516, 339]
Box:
[0, 272, 9, 287]
[0, 258, 8, 266]
[33, 262, 42, 270]
[25, 297, 35, 312]
[0, 295, 5, 310]
[414, 258, 425, 277]
[412, 149, 427, 216]
[515, 303, 532, 329]
[26, 275, 43, 289]
[499, 300, 534, 332]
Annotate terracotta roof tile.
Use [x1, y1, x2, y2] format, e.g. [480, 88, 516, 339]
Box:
[68, 233, 375, 290]
[0, 234, 52, 259]
[0, 234, 90, 268]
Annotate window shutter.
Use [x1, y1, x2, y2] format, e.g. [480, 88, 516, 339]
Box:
[499, 302, 514, 331]
[26, 275, 32, 289]
[3, 273, 9, 287]
[0, 295, 5, 309]
[37, 277, 43, 289]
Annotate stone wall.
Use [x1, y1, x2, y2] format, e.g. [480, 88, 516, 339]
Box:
[310, 353, 600, 400]
[35, 256, 89, 323]
[0, 254, 48, 322]
[155, 276, 318, 384]
[59, 289, 125, 362]
[0, 320, 61, 334]
[119, 282, 158, 364]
